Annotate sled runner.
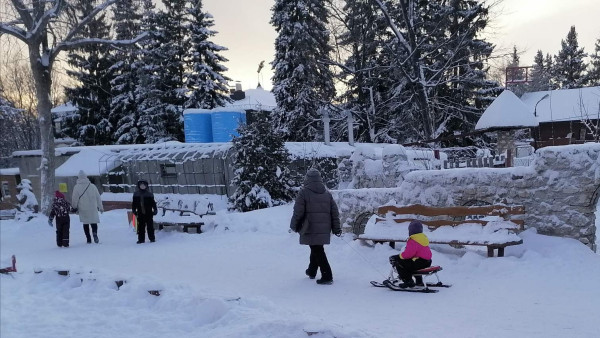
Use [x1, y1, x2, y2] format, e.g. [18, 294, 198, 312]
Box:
[370, 265, 450, 293]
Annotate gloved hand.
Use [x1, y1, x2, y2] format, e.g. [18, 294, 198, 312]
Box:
[48, 219, 53, 227]
[153, 210, 158, 216]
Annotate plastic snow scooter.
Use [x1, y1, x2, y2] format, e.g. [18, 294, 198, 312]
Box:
[371, 265, 451, 293]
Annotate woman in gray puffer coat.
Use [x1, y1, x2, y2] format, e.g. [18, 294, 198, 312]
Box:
[290, 168, 341, 285]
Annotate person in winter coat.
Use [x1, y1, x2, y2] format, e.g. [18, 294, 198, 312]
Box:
[389, 220, 432, 288]
[71, 170, 103, 244]
[132, 180, 157, 244]
[49, 191, 71, 247]
[290, 168, 342, 285]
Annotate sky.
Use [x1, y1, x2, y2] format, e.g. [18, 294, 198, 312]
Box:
[202, 0, 600, 91]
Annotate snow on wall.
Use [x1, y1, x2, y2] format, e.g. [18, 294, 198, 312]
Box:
[335, 143, 600, 251]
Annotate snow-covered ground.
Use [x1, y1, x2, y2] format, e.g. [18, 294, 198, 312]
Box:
[1, 203, 600, 338]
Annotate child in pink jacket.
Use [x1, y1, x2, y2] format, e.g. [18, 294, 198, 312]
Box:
[389, 220, 432, 288]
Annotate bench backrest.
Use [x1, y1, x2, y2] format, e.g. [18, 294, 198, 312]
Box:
[376, 204, 525, 231]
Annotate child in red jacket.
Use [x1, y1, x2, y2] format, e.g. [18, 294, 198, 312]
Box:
[389, 220, 432, 288]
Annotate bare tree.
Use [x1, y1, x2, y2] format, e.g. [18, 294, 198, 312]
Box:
[0, 0, 145, 213]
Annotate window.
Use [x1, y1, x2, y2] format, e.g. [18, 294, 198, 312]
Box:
[1, 181, 10, 198]
[160, 164, 177, 178]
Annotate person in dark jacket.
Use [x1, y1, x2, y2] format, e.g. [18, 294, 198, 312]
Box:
[290, 168, 342, 285]
[49, 191, 71, 247]
[132, 180, 157, 244]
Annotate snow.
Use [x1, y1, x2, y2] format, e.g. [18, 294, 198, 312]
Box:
[0, 168, 19, 175]
[55, 149, 118, 177]
[2, 203, 599, 337]
[475, 90, 539, 130]
[521, 86, 600, 123]
[50, 102, 78, 115]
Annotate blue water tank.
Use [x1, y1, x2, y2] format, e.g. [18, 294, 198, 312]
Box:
[211, 110, 246, 142]
[183, 109, 213, 143]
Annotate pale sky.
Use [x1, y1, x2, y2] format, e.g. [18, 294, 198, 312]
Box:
[203, 0, 600, 91]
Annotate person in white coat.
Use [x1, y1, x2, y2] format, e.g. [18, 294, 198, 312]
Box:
[72, 170, 103, 243]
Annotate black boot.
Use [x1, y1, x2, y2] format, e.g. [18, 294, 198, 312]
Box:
[305, 269, 316, 279]
[414, 276, 424, 286]
[316, 277, 333, 285]
[93, 233, 99, 243]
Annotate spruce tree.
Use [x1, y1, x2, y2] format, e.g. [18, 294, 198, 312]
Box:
[110, 0, 144, 144]
[554, 26, 588, 89]
[529, 50, 552, 92]
[63, 0, 113, 145]
[136, 0, 188, 143]
[338, 0, 389, 142]
[229, 113, 295, 212]
[586, 37, 600, 86]
[184, 0, 232, 109]
[271, 0, 336, 141]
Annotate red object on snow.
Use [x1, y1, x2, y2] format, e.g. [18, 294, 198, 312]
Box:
[0, 255, 17, 274]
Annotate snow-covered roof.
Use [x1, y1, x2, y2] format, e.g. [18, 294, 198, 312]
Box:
[225, 87, 276, 112]
[182, 87, 276, 114]
[51, 102, 78, 114]
[521, 86, 600, 123]
[0, 167, 19, 175]
[55, 148, 119, 177]
[475, 90, 538, 131]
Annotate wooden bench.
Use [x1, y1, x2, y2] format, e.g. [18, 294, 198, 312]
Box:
[358, 204, 525, 257]
[155, 205, 216, 233]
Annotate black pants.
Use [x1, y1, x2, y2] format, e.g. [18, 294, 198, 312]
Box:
[390, 256, 431, 283]
[83, 223, 98, 243]
[307, 245, 332, 280]
[137, 214, 155, 242]
[56, 217, 70, 247]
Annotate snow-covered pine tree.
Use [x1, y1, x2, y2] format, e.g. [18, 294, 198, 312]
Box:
[586, 37, 600, 86]
[271, 0, 336, 141]
[183, 0, 232, 109]
[63, 0, 114, 145]
[134, 0, 166, 143]
[229, 112, 295, 212]
[337, 0, 391, 143]
[528, 50, 552, 92]
[373, 0, 501, 144]
[553, 26, 588, 89]
[136, 0, 188, 143]
[110, 0, 144, 144]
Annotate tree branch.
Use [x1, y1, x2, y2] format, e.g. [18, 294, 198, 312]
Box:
[10, 0, 33, 30]
[52, 32, 148, 58]
[0, 23, 28, 41]
[55, 0, 118, 51]
[29, 0, 63, 41]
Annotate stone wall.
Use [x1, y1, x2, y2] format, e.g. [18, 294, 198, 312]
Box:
[334, 143, 600, 251]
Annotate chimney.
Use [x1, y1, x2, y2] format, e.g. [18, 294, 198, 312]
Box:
[235, 82, 242, 92]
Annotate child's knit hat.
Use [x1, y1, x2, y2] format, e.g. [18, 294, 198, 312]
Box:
[409, 220, 423, 236]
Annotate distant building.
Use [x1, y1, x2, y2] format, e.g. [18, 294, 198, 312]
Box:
[521, 86, 600, 147]
[0, 168, 20, 211]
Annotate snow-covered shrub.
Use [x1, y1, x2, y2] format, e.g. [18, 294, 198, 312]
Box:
[229, 112, 295, 212]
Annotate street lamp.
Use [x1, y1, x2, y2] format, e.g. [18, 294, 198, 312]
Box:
[533, 93, 549, 149]
[534, 93, 549, 117]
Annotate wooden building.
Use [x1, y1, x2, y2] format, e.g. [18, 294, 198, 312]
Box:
[521, 86, 600, 148]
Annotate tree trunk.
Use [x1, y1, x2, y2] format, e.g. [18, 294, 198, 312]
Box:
[29, 48, 55, 215]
